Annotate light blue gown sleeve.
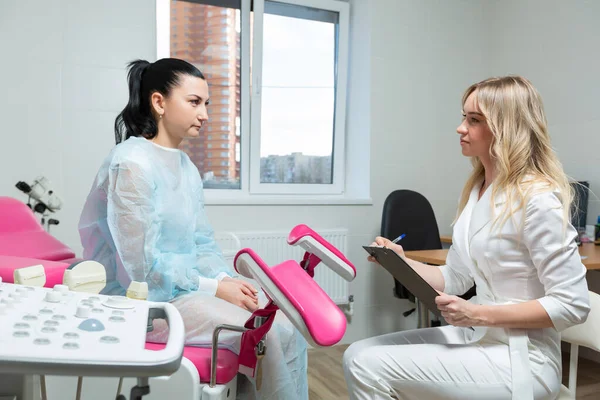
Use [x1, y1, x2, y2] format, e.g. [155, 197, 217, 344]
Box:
[106, 160, 208, 301]
[190, 162, 234, 283]
[106, 160, 166, 298]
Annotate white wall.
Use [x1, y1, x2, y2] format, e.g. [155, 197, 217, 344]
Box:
[486, 0, 600, 225]
[1, 0, 598, 345]
[0, 0, 156, 252]
[370, 0, 489, 236]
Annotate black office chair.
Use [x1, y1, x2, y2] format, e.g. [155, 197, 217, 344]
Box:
[381, 190, 443, 302]
[381, 190, 475, 319]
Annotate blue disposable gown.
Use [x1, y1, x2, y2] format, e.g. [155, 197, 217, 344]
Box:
[79, 136, 308, 399]
[79, 136, 231, 301]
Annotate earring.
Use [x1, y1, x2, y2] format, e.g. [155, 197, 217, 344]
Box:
[159, 114, 163, 119]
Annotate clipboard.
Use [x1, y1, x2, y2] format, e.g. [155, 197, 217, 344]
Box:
[363, 246, 442, 318]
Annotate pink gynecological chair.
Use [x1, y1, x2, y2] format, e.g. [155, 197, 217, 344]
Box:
[135, 224, 356, 400]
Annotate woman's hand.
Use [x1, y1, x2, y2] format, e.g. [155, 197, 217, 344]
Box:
[367, 236, 406, 263]
[222, 277, 259, 299]
[216, 278, 259, 312]
[435, 292, 486, 327]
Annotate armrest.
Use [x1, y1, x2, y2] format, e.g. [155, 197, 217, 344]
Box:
[287, 224, 356, 282]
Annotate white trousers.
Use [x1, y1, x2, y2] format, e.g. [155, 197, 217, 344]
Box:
[343, 325, 559, 400]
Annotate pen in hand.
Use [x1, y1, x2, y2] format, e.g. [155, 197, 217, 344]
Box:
[391, 233, 406, 244]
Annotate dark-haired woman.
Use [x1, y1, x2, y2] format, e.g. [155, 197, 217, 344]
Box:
[79, 58, 308, 400]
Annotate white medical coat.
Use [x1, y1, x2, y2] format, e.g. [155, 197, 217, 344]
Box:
[439, 181, 590, 399]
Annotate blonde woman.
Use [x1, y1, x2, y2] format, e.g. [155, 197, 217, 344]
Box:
[344, 76, 590, 400]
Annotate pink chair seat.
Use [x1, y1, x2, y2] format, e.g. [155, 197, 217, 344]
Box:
[145, 343, 238, 385]
[0, 197, 76, 262]
[235, 249, 346, 347]
[0, 255, 69, 287]
[0, 231, 76, 261]
[287, 224, 356, 276]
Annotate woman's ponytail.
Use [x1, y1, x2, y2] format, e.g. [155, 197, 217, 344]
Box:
[114, 60, 157, 144]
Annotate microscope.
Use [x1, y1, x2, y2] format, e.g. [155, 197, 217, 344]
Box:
[15, 176, 63, 232]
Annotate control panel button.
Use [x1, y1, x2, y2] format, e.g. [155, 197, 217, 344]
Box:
[103, 296, 134, 309]
[100, 336, 120, 344]
[44, 291, 62, 303]
[64, 332, 79, 340]
[9, 293, 23, 302]
[1, 298, 15, 307]
[53, 285, 69, 294]
[77, 318, 105, 332]
[75, 305, 91, 319]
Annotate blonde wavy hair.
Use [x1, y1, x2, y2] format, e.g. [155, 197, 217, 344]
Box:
[456, 76, 573, 230]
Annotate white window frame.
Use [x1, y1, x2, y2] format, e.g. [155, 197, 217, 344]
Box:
[156, 0, 359, 203]
[249, 0, 349, 195]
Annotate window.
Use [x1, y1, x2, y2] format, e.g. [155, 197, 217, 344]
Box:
[157, 0, 349, 197]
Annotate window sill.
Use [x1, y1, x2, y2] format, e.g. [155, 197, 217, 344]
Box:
[204, 195, 373, 206]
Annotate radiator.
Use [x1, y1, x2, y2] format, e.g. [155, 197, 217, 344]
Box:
[215, 229, 351, 305]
